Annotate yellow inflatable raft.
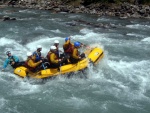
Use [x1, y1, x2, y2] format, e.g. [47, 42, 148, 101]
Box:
[14, 47, 104, 79]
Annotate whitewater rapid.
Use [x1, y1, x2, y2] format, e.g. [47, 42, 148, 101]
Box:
[0, 7, 150, 113]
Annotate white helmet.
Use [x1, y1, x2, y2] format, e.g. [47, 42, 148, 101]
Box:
[54, 40, 59, 44]
[27, 52, 32, 56]
[36, 45, 42, 49]
[50, 46, 56, 50]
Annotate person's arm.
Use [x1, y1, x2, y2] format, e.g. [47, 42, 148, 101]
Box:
[63, 40, 70, 49]
[50, 53, 59, 64]
[28, 59, 41, 68]
[13, 55, 19, 62]
[2, 59, 9, 70]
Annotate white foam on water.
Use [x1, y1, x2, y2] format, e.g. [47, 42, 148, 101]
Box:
[126, 24, 150, 29]
[126, 33, 146, 38]
[50, 29, 62, 33]
[69, 15, 81, 18]
[1, 72, 42, 97]
[83, 41, 150, 102]
[35, 26, 45, 31]
[108, 60, 150, 77]
[0, 98, 8, 109]
[0, 37, 16, 46]
[73, 32, 100, 39]
[64, 96, 89, 108]
[76, 29, 109, 46]
[104, 58, 150, 100]
[0, 71, 23, 83]
[141, 37, 150, 42]
[97, 17, 114, 22]
[25, 36, 65, 56]
[80, 28, 93, 34]
[59, 12, 67, 14]
[118, 102, 144, 111]
[19, 9, 37, 14]
[48, 18, 62, 21]
[70, 29, 111, 45]
[18, 17, 36, 20]
[12, 81, 41, 95]
[0, 37, 28, 60]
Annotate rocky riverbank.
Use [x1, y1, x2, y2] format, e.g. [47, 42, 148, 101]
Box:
[1, 0, 150, 19]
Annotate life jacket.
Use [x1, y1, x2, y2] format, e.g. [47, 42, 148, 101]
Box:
[76, 49, 79, 57]
[33, 51, 41, 59]
[46, 52, 58, 64]
[71, 48, 79, 59]
[63, 43, 74, 54]
[54, 44, 59, 57]
[25, 57, 36, 71]
[8, 56, 16, 68]
[69, 48, 81, 64]
[35, 51, 41, 57]
[46, 52, 52, 63]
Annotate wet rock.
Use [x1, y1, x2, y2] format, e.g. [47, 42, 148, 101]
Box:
[8, 0, 17, 6]
[74, 19, 117, 29]
[3, 16, 10, 21]
[66, 21, 77, 26]
[2, 0, 150, 19]
[10, 17, 16, 20]
[3, 16, 16, 21]
[53, 8, 61, 12]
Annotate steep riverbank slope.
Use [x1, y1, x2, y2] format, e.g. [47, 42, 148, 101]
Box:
[0, 0, 150, 19]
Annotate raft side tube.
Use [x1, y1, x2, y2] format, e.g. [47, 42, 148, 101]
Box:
[94, 51, 104, 64]
[87, 47, 104, 63]
[35, 59, 89, 79]
[14, 66, 28, 78]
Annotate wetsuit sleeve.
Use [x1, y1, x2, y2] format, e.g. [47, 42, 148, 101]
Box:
[13, 56, 19, 62]
[28, 59, 41, 68]
[3, 59, 9, 69]
[63, 40, 70, 50]
[72, 48, 79, 59]
[50, 53, 58, 64]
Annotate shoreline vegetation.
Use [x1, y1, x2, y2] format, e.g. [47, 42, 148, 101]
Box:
[0, 0, 150, 19]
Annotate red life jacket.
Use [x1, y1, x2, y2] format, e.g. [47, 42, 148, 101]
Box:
[63, 43, 74, 54]
[46, 52, 52, 63]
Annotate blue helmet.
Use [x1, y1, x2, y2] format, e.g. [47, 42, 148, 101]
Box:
[65, 37, 69, 41]
[74, 42, 80, 47]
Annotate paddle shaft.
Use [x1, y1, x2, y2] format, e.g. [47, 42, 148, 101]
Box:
[71, 38, 87, 47]
[58, 50, 62, 75]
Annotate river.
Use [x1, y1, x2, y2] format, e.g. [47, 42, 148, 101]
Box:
[0, 7, 150, 113]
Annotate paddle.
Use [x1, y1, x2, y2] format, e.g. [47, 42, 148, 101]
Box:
[40, 58, 46, 70]
[42, 63, 46, 70]
[58, 50, 62, 75]
[71, 38, 86, 46]
[70, 37, 90, 49]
